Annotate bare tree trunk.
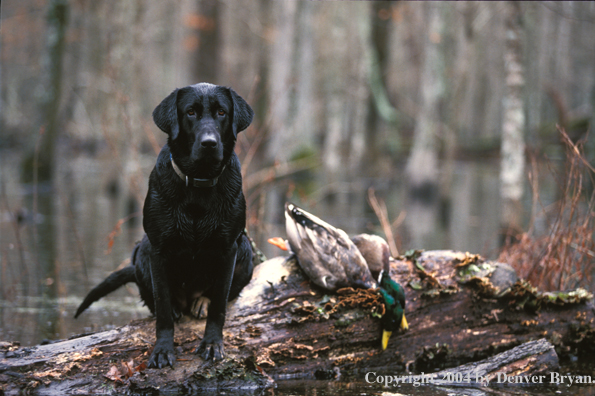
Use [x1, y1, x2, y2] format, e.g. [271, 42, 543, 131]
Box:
[405, 2, 443, 191]
[500, 1, 525, 245]
[482, 2, 506, 142]
[22, 0, 69, 183]
[191, 0, 220, 83]
[404, 2, 444, 248]
[265, 0, 298, 163]
[18, 0, 69, 334]
[318, 2, 372, 178]
[363, 2, 398, 168]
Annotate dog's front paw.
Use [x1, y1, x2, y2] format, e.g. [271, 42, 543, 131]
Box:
[196, 336, 224, 361]
[148, 340, 176, 368]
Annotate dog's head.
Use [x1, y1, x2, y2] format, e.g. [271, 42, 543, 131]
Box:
[152, 83, 254, 178]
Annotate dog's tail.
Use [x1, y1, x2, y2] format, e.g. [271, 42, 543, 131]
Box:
[74, 265, 136, 318]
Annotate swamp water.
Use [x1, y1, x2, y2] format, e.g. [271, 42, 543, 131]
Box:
[3, 149, 591, 396]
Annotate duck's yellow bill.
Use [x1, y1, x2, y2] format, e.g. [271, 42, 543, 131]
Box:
[382, 330, 392, 350]
[401, 314, 409, 330]
[267, 237, 288, 251]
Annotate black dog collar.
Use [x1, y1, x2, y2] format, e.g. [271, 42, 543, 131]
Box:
[170, 154, 224, 188]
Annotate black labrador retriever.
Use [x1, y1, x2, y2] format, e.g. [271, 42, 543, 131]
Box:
[75, 83, 255, 368]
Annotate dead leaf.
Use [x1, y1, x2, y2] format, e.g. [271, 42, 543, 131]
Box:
[104, 365, 123, 383]
[121, 360, 134, 379]
[135, 361, 147, 372]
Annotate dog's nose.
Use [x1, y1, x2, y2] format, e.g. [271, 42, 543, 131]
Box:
[200, 136, 218, 149]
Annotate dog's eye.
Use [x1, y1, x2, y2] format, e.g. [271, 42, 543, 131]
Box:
[187, 109, 195, 116]
[217, 109, 225, 116]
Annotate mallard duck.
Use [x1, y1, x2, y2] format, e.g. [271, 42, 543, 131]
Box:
[346, 233, 409, 349]
[267, 203, 408, 349]
[378, 268, 408, 350]
[269, 203, 376, 291]
[351, 233, 408, 349]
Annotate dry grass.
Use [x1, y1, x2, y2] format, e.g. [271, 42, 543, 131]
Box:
[498, 127, 595, 291]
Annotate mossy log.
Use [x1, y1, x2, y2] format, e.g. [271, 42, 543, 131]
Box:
[1, 250, 594, 395]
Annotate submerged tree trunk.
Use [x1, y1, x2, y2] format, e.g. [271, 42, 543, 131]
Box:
[499, 1, 525, 246]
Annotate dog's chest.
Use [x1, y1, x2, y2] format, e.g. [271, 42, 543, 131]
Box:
[170, 201, 225, 246]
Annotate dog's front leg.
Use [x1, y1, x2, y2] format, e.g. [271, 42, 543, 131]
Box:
[148, 253, 176, 368]
[197, 244, 237, 361]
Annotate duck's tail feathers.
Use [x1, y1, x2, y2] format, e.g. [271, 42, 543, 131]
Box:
[74, 266, 136, 318]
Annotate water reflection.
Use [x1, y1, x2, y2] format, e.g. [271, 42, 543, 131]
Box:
[181, 379, 595, 396]
[256, 159, 506, 262]
[1, 151, 149, 346]
[0, 150, 552, 346]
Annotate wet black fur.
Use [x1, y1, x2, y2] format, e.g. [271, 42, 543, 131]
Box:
[74, 83, 255, 368]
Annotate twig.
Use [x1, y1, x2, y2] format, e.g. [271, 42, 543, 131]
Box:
[106, 211, 142, 255]
[557, 125, 595, 174]
[367, 187, 400, 257]
[243, 157, 320, 191]
[499, 127, 595, 291]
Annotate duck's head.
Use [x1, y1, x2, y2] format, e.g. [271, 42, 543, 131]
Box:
[378, 270, 408, 350]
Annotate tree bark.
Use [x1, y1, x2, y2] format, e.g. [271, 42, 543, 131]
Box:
[21, 0, 69, 184]
[405, 2, 444, 190]
[499, 1, 525, 245]
[1, 250, 593, 395]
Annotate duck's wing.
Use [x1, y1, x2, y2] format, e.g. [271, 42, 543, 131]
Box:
[298, 232, 348, 290]
[333, 228, 377, 289]
[286, 203, 375, 290]
[285, 207, 348, 290]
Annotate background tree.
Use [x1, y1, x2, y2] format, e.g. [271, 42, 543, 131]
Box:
[500, 1, 525, 244]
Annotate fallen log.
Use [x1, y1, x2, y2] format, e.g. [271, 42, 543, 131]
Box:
[433, 338, 558, 386]
[1, 250, 593, 395]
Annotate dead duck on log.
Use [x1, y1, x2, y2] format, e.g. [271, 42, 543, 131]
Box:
[349, 233, 408, 349]
[269, 203, 376, 291]
[268, 203, 408, 349]
[352, 233, 409, 349]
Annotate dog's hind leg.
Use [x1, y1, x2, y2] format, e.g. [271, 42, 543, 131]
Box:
[228, 233, 254, 301]
[132, 235, 157, 315]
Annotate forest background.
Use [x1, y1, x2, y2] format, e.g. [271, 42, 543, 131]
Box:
[1, 1, 594, 346]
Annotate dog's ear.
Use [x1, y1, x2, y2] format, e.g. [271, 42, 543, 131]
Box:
[152, 88, 180, 140]
[229, 88, 254, 135]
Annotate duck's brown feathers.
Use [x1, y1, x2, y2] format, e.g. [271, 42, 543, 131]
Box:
[285, 203, 376, 290]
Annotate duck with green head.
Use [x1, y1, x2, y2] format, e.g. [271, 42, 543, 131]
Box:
[267, 204, 408, 349]
[353, 233, 408, 349]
